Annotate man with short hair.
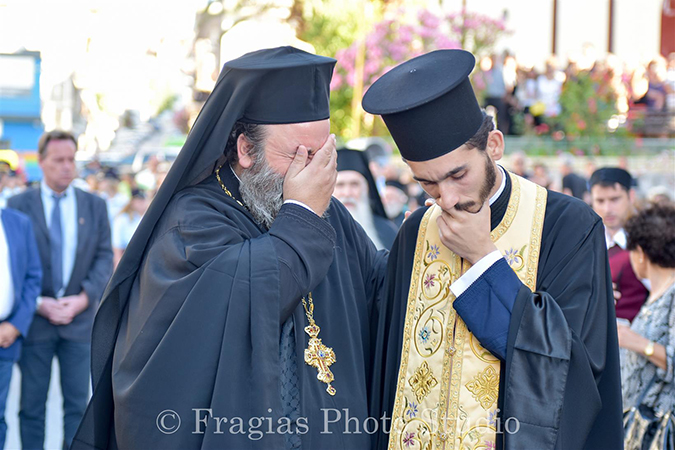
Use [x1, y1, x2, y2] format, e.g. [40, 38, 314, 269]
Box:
[72, 47, 388, 450]
[7, 130, 113, 450]
[364, 49, 622, 450]
[334, 148, 398, 249]
[590, 167, 648, 321]
[560, 154, 589, 201]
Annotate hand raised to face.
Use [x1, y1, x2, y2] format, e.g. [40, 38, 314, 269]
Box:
[283, 134, 337, 217]
[436, 199, 497, 265]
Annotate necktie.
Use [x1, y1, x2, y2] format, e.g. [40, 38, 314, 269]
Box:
[50, 193, 64, 296]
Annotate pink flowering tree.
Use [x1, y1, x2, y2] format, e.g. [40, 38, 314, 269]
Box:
[446, 11, 509, 56]
[326, 8, 510, 138]
[332, 10, 460, 92]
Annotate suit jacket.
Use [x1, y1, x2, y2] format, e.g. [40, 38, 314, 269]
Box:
[0, 208, 42, 360]
[7, 187, 113, 343]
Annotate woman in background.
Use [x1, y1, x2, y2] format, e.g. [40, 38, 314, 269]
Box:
[618, 202, 675, 417]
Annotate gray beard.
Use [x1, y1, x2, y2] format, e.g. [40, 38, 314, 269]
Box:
[239, 155, 284, 229]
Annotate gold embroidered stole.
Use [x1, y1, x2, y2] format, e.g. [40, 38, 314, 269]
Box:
[389, 172, 547, 450]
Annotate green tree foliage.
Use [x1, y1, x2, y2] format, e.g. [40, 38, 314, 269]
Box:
[555, 71, 619, 138]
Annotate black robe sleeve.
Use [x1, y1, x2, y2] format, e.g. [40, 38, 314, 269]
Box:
[72, 185, 339, 450]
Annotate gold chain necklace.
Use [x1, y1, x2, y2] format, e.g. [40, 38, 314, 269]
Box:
[215, 164, 245, 208]
[215, 164, 337, 396]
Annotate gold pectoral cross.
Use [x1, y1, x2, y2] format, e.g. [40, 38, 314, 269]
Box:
[304, 324, 336, 396]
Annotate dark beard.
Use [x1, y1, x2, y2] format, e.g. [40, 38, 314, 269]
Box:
[239, 152, 284, 229]
[454, 154, 497, 213]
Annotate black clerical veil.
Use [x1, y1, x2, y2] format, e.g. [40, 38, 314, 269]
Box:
[95, 46, 335, 366]
[76, 47, 336, 449]
[110, 46, 335, 298]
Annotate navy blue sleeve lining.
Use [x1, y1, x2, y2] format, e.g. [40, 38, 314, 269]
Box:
[453, 258, 523, 360]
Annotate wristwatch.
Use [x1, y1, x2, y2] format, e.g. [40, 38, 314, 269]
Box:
[644, 341, 655, 357]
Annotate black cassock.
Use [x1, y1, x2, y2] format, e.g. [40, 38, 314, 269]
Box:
[371, 174, 624, 450]
[74, 165, 387, 449]
[373, 215, 399, 250]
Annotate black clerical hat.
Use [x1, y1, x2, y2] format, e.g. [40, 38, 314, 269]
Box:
[103, 46, 337, 300]
[337, 148, 387, 219]
[590, 168, 633, 191]
[225, 47, 335, 124]
[362, 49, 483, 162]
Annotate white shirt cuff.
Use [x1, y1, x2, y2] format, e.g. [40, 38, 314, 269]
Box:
[450, 250, 503, 298]
[283, 200, 318, 216]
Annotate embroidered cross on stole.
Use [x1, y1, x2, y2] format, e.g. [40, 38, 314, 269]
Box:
[389, 172, 547, 450]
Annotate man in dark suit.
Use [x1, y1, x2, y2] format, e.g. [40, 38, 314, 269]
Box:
[7, 130, 113, 450]
[0, 207, 42, 448]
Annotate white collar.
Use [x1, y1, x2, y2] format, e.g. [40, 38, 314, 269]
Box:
[607, 228, 627, 250]
[41, 180, 74, 199]
[489, 165, 507, 206]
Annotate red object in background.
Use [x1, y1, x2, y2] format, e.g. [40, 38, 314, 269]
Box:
[662, 0, 675, 56]
[609, 245, 649, 322]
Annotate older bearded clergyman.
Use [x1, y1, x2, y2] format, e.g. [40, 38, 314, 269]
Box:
[334, 148, 398, 250]
[72, 47, 388, 450]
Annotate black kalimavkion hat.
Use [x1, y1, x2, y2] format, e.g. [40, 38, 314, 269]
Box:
[227, 47, 335, 124]
[103, 46, 337, 303]
[362, 49, 483, 162]
[590, 168, 633, 191]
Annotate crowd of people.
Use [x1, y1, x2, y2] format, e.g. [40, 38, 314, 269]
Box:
[0, 46, 672, 450]
[366, 149, 672, 230]
[476, 51, 675, 136]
